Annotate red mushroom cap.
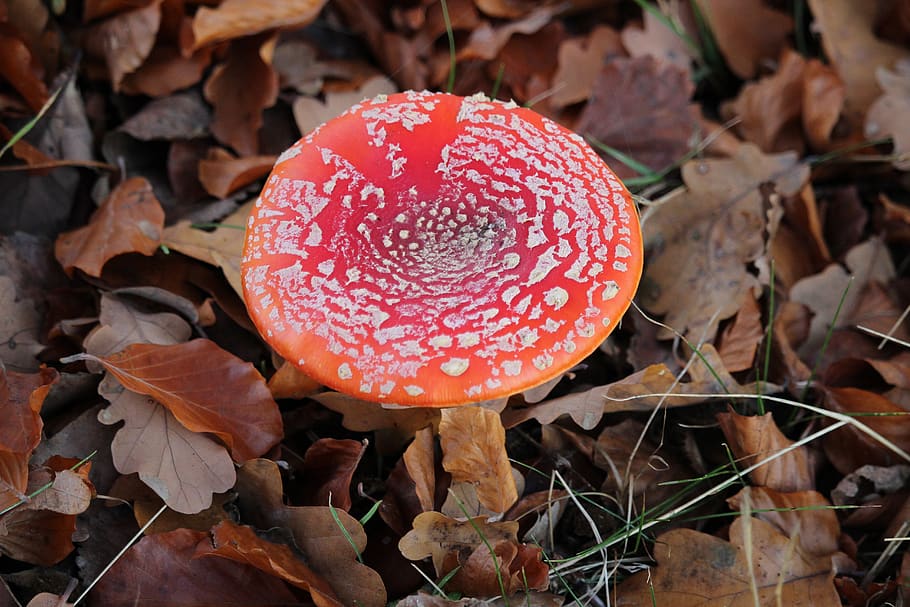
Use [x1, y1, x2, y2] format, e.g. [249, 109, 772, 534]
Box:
[241, 91, 642, 407]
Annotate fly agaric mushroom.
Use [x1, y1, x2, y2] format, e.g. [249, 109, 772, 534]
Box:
[241, 91, 642, 407]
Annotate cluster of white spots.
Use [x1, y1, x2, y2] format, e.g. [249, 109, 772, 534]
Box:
[241, 92, 640, 404]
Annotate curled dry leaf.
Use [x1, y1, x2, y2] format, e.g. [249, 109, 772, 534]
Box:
[549, 25, 624, 109]
[81, 0, 163, 90]
[716, 291, 764, 373]
[716, 407, 815, 492]
[398, 511, 519, 573]
[192, 0, 329, 49]
[235, 459, 387, 607]
[439, 406, 518, 514]
[161, 199, 253, 298]
[0, 31, 49, 112]
[403, 425, 437, 513]
[200, 520, 342, 607]
[695, 0, 792, 79]
[91, 528, 303, 605]
[297, 438, 366, 511]
[616, 516, 840, 606]
[55, 177, 165, 278]
[641, 144, 808, 341]
[198, 149, 277, 198]
[78, 339, 283, 462]
[97, 376, 236, 515]
[441, 540, 549, 598]
[203, 33, 279, 156]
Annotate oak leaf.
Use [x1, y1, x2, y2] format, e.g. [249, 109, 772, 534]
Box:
[55, 177, 165, 278]
[616, 516, 840, 606]
[235, 459, 387, 607]
[641, 144, 808, 341]
[398, 511, 519, 574]
[439, 406, 517, 513]
[77, 339, 283, 463]
[97, 376, 236, 514]
[83, 292, 192, 361]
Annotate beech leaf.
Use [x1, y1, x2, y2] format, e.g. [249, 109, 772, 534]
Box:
[75, 339, 283, 462]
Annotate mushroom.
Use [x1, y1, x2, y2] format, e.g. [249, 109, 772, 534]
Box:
[241, 91, 642, 407]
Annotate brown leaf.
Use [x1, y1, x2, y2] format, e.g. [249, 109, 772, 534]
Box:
[717, 292, 764, 372]
[620, 3, 696, 74]
[192, 0, 328, 49]
[28, 469, 94, 516]
[866, 59, 910, 170]
[298, 438, 366, 511]
[0, 508, 77, 566]
[198, 149, 277, 198]
[723, 48, 807, 154]
[82, 339, 283, 463]
[549, 25, 624, 109]
[120, 46, 214, 97]
[26, 593, 73, 607]
[443, 540, 549, 597]
[808, 0, 910, 122]
[576, 56, 699, 179]
[717, 408, 814, 492]
[616, 516, 840, 606]
[81, 1, 162, 90]
[91, 528, 302, 605]
[202, 33, 279, 156]
[0, 366, 54, 455]
[641, 144, 808, 340]
[822, 387, 910, 474]
[802, 59, 847, 150]
[267, 359, 322, 399]
[200, 520, 342, 607]
[439, 407, 518, 513]
[292, 75, 397, 136]
[398, 511, 519, 574]
[97, 376, 236, 514]
[161, 199, 252, 299]
[0, 31, 48, 112]
[83, 292, 192, 361]
[727, 486, 841, 557]
[235, 459, 387, 607]
[0, 278, 54, 372]
[54, 177, 165, 278]
[117, 90, 211, 141]
[404, 426, 437, 513]
[695, 0, 793, 79]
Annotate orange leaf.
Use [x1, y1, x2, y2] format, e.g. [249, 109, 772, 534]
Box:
[77, 339, 283, 462]
[0, 32, 48, 112]
[717, 408, 814, 492]
[192, 0, 328, 48]
[403, 426, 436, 513]
[0, 509, 77, 566]
[54, 177, 165, 277]
[198, 149, 276, 198]
[0, 366, 55, 454]
[199, 520, 342, 607]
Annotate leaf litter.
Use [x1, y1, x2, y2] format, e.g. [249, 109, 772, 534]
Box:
[2, 1, 910, 605]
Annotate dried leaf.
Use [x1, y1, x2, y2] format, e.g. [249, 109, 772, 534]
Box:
[298, 438, 366, 511]
[616, 516, 840, 606]
[81, 1, 162, 90]
[198, 149, 276, 198]
[621, 3, 695, 74]
[695, 0, 792, 79]
[398, 511, 519, 573]
[83, 292, 192, 361]
[292, 75, 397, 136]
[55, 177, 165, 278]
[439, 407, 518, 513]
[118, 91, 211, 141]
[121, 46, 214, 98]
[0, 32, 48, 112]
[549, 26, 625, 109]
[866, 59, 910, 170]
[267, 360, 322, 399]
[443, 540, 549, 597]
[192, 0, 328, 49]
[642, 144, 808, 340]
[717, 292, 764, 372]
[0, 366, 54, 455]
[81, 339, 283, 463]
[0, 277, 54, 372]
[91, 528, 302, 605]
[235, 459, 387, 607]
[203, 34, 279, 156]
[807, 0, 910, 121]
[404, 426, 437, 513]
[28, 469, 94, 516]
[0, 508, 77, 566]
[312, 391, 441, 450]
[576, 56, 699, 179]
[97, 376, 236, 514]
[200, 520, 342, 607]
[161, 199, 253, 298]
[717, 408, 814, 492]
[727, 486, 841, 557]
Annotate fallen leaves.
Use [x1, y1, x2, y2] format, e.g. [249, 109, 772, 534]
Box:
[54, 177, 165, 278]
